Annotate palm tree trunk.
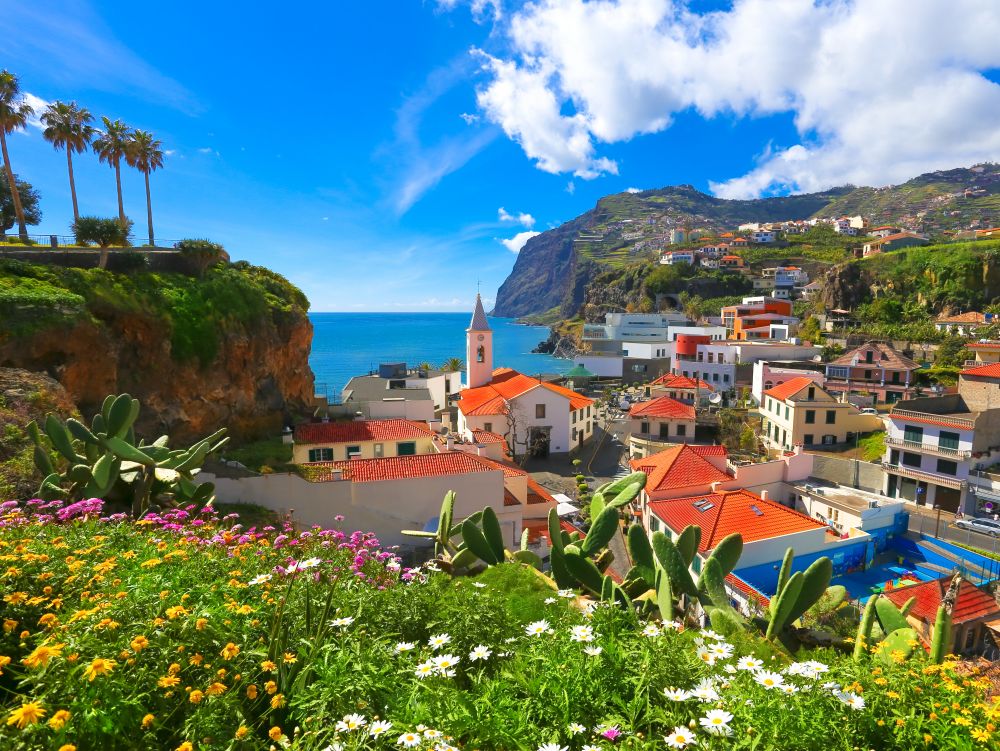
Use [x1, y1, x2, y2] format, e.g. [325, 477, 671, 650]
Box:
[99, 246, 109, 270]
[114, 160, 124, 223]
[144, 170, 154, 246]
[67, 149, 79, 224]
[0, 129, 28, 240]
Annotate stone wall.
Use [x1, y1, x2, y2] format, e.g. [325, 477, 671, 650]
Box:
[809, 454, 884, 493]
[0, 248, 191, 273]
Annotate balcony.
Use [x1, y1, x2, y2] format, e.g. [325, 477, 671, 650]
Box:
[881, 462, 966, 490]
[884, 436, 971, 459]
[889, 408, 976, 431]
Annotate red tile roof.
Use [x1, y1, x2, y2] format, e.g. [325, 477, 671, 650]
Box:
[471, 429, 506, 444]
[650, 374, 715, 391]
[629, 396, 696, 420]
[648, 489, 827, 551]
[961, 362, 1000, 379]
[458, 368, 594, 416]
[883, 577, 999, 625]
[527, 477, 557, 505]
[308, 451, 525, 483]
[830, 341, 919, 371]
[968, 341, 1000, 349]
[295, 419, 433, 444]
[726, 572, 770, 607]
[764, 376, 816, 401]
[630, 444, 730, 493]
[935, 311, 986, 325]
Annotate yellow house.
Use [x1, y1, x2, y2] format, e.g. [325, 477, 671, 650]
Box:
[292, 419, 437, 463]
[760, 377, 882, 452]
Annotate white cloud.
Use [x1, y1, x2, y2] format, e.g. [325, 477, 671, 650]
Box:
[499, 230, 541, 253]
[459, 112, 480, 124]
[437, 0, 502, 22]
[474, 0, 1000, 196]
[164, 149, 177, 156]
[625, 187, 642, 194]
[498, 206, 535, 228]
[565, 181, 575, 195]
[21, 93, 50, 131]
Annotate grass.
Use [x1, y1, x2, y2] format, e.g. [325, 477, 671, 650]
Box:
[858, 431, 886, 462]
[222, 437, 294, 473]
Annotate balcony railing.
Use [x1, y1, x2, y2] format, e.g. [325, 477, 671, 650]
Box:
[890, 408, 976, 430]
[884, 436, 971, 459]
[881, 462, 966, 490]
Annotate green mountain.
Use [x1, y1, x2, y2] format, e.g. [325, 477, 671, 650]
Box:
[493, 163, 1000, 318]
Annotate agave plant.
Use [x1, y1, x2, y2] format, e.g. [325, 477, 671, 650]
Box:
[28, 393, 227, 517]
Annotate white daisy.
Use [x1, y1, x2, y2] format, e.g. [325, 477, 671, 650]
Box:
[691, 682, 720, 702]
[248, 574, 272, 586]
[428, 633, 452, 649]
[525, 619, 552, 637]
[583, 645, 603, 656]
[723, 664, 737, 674]
[695, 646, 717, 666]
[663, 687, 691, 701]
[544, 597, 557, 604]
[395, 641, 416, 653]
[568, 722, 587, 734]
[473, 582, 487, 588]
[469, 645, 492, 661]
[754, 670, 785, 690]
[642, 623, 661, 638]
[335, 713, 366, 732]
[582, 746, 601, 751]
[700, 708, 733, 735]
[398, 732, 422, 747]
[700, 629, 724, 641]
[423, 729, 442, 739]
[435, 745, 458, 751]
[837, 691, 865, 710]
[370, 720, 392, 737]
[709, 642, 733, 659]
[663, 726, 697, 748]
[432, 654, 460, 673]
[781, 684, 800, 695]
[299, 557, 322, 569]
[414, 661, 435, 678]
[557, 588, 575, 598]
[330, 616, 354, 628]
[663, 620, 684, 631]
[736, 655, 764, 671]
[537, 745, 568, 751]
[570, 625, 595, 643]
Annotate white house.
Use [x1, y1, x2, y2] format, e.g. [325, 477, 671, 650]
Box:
[661, 250, 694, 265]
[751, 230, 776, 243]
[458, 295, 595, 456]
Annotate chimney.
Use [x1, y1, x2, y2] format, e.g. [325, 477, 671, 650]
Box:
[446, 435, 455, 451]
[710, 481, 723, 493]
[760, 489, 769, 501]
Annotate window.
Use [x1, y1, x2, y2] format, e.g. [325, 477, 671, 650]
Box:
[805, 410, 816, 424]
[676, 424, 686, 437]
[650, 516, 660, 532]
[707, 353, 714, 363]
[587, 406, 591, 417]
[712, 373, 719, 382]
[807, 387, 815, 400]
[936, 458, 958, 476]
[397, 441, 416, 456]
[785, 406, 790, 419]
[346, 445, 362, 458]
[572, 411, 577, 423]
[891, 371, 900, 384]
[659, 423, 670, 439]
[719, 355, 725, 364]
[641, 421, 650, 435]
[535, 404, 546, 419]
[476, 346, 484, 363]
[938, 431, 960, 451]
[825, 410, 836, 424]
[903, 425, 924, 444]
[724, 374, 730, 383]
[374, 443, 384, 458]
[804, 434, 814, 445]
[483, 422, 492, 433]
[307, 448, 333, 462]
[864, 370, 872, 380]
[828, 366, 849, 379]
[902, 452, 922, 468]
[865, 350, 873, 363]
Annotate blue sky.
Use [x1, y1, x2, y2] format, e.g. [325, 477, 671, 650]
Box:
[5, 1, 1000, 311]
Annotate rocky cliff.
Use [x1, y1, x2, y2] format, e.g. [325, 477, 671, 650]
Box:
[0, 259, 314, 444]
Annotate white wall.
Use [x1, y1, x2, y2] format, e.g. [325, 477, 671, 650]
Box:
[574, 355, 623, 377]
[459, 385, 575, 454]
[366, 399, 436, 421]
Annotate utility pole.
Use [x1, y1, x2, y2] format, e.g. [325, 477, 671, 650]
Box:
[933, 503, 943, 540]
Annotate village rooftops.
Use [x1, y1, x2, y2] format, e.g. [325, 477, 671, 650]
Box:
[935, 311, 987, 325]
[882, 577, 999, 625]
[649, 374, 714, 391]
[628, 396, 696, 420]
[458, 367, 593, 416]
[829, 341, 920, 371]
[630, 443, 730, 493]
[961, 362, 1000, 379]
[888, 394, 977, 430]
[763, 376, 819, 402]
[792, 480, 896, 514]
[294, 419, 435, 444]
[304, 451, 524, 483]
[648, 489, 828, 552]
[342, 375, 432, 403]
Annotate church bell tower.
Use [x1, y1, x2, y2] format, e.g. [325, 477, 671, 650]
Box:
[466, 293, 493, 388]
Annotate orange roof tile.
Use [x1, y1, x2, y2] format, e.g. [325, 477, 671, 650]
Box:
[309, 451, 525, 483]
[763, 377, 816, 402]
[648, 489, 827, 550]
[629, 396, 696, 420]
[650, 374, 715, 391]
[471, 429, 506, 445]
[883, 577, 999, 625]
[527, 476, 557, 505]
[458, 369, 594, 416]
[295, 419, 433, 444]
[935, 311, 986, 324]
[961, 362, 1000, 379]
[629, 444, 730, 493]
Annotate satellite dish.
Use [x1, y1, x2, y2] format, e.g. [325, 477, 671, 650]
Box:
[708, 393, 723, 404]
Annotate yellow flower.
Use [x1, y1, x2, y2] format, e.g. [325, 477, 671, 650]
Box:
[972, 728, 992, 742]
[924, 734, 933, 744]
[83, 658, 116, 681]
[142, 713, 156, 729]
[189, 690, 204, 704]
[955, 717, 973, 727]
[37, 613, 58, 629]
[261, 660, 277, 672]
[205, 682, 227, 696]
[270, 693, 286, 709]
[189, 654, 204, 666]
[235, 726, 249, 740]
[168, 662, 181, 675]
[58, 745, 76, 751]
[246, 684, 258, 700]
[874, 677, 888, 686]
[177, 743, 193, 751]
[4, 591, 28, 605]
[165, 605, 189, 619]
[0, 655, 11, 674]
[195, 618, 208, 631]
[22, 642, 65, 669]
[282, 651, 297, 664]
[141, 558, 162, 568]
[48, 709, 71, 730]
[269, 726, 283, 741]
[2, 619, 17, 633]
[265, 680, 277, 695]
[886, 691, 901, 699]
[6, 701, 46, 729]
[158, 675, 181, 689]
[131, 636, 150, 652]
[220, 643, 240, 660]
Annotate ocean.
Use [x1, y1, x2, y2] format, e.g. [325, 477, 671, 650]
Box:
[308, 312, 570, 399]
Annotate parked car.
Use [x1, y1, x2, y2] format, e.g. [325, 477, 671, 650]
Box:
[860, 408, 878, 415]
[955, 517, 1000, 537]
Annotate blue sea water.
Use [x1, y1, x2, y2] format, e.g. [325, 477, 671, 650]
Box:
[308, 313, 569, 398]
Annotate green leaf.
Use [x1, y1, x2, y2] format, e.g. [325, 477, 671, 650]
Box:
[32, 445, 54, 477]
[547, 508, 564, 554]
[705, 533, 743, 577]
[461, 519, 500, 565]
[651, 531, 698, 597]
[92, 452, 116, 490]
[875, 597, 910, 634]
[675, 525, 700, 566]
[564, 549, 604, 594]
[766, 571, 804, 638]
[655, 565, 674, 622]
[44, 414, 79, 462]
[785, 556, 833, 627]
[699, 556, 730, 610]
[590, 494, 606, 520]
[106, 394, 135, 438]
[581, 506, 619, 557]
[481, 506, 507, 561]
[103, 436, 155, 466]
[606, 480, 644, 509]
[511, 549, 543, 569]
[66, 418, 100, 444]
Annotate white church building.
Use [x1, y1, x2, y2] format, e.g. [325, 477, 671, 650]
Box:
[457, 294, 595, 457]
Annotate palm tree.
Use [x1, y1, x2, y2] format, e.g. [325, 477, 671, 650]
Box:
[93, 117, 132, 224]
[0, 70, 34, 240]
[441, 357, 465, 372]
[125, 129, 164, 246]
[41, 101, 95, 224]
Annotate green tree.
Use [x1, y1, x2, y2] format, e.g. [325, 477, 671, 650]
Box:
[716, 408, 747, 451]
[934, 336, 969, 369]
[441, 357, 465, 372]
[0, 172, 41, 234]
[176, 238, 226, 277]
[798, 315, 823, 343]
[93, 117, 133, 223]
[125, 129, 164, 246]
[0, 70, 34, 240]
[40, 101, 95, 223]
[72, 216, 133, 269]
[739, 424, 758, 453]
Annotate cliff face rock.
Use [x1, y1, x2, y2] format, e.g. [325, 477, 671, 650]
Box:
[819, 262, 870, 310]
[0, 261, 314, 444]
